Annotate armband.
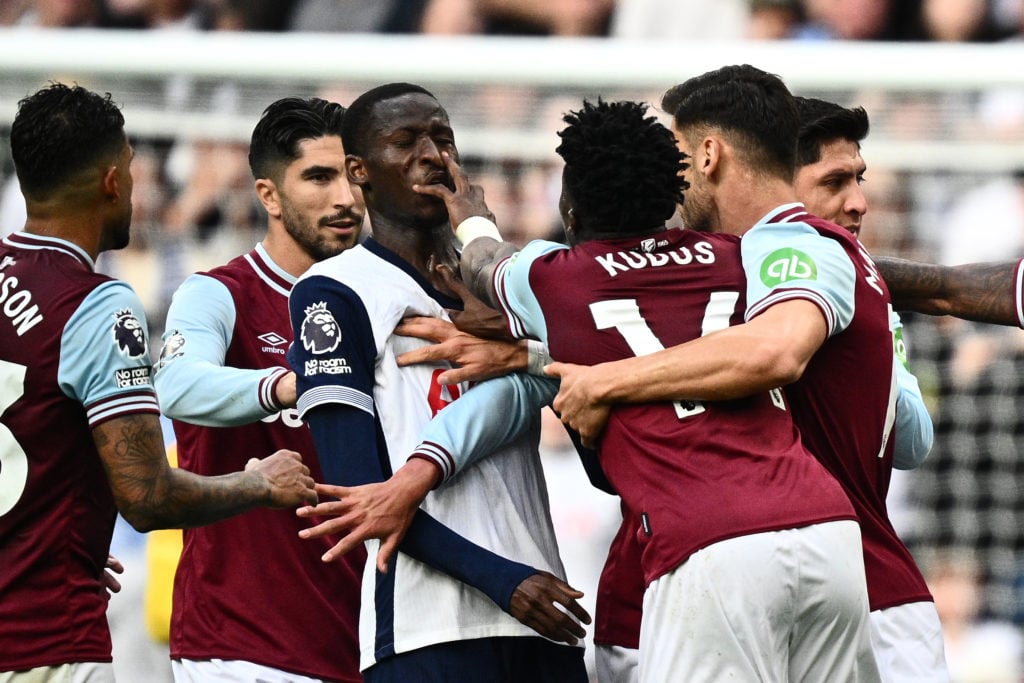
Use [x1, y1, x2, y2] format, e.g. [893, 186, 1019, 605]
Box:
[526, 339, 550, 377]
[455, 216, 502, 246]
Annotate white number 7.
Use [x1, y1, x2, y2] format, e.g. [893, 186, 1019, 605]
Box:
[589, 292, 739, 420]
[0, 359, 29, 517]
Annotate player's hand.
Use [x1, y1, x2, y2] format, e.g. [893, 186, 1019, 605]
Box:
[297, 460, 438, 570]
[433, 262, 514, 342]
[274, 371, 297, 409]
[509, 572, 591, 646]
[395, 316, 526, 385]
[545, 361, 612, 448]
[245, 449, 317, 508]
[412, 150, 494, 229]
[102, 554, 124, 599]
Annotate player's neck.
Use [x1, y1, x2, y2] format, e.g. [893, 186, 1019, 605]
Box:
[719, 175, 798, 236]
[262, 226, 315, 277]
[23, 210, 104, 261]
[373, 222, 459, 280]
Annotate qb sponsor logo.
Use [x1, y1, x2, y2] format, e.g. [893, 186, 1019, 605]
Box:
[760, 248, 817, 286]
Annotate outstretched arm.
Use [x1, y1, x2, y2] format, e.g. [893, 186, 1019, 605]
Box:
[876, 255, 1023, 327]
[548, 299, 827, 446]
[65, 280, 315, 532]
[299, 399, 589, 645]
[94, 413, 316, 532]
[298, 373, 558, 565]
[395, 316, 527, 385]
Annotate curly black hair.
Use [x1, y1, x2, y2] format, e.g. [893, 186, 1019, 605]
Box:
[556, 99, 688, 236]
[248, 97, 347, 183]
[11, 82, 125, 201]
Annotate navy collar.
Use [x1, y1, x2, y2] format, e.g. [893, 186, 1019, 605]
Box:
[363, 238, 463, 311]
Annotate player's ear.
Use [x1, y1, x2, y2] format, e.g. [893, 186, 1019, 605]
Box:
[255, 178, 281, 218]
[701, 136, 722, 178]
[346, 155, 368, 187]
[566, 207, 579, 233]
[101, 165, 120, 203]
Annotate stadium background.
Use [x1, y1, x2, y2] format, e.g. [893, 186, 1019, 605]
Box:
[2, 1, 1024, 679]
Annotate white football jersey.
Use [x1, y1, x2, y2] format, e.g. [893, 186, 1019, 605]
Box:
[290, 239, 569, 670]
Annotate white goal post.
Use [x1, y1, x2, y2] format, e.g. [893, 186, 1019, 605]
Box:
[1, 28, 1023, 171]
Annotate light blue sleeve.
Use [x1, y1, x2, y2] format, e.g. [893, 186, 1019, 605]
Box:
[891, 310, 934, 470]
[409, 240, 560, 481]
[59, 281, 160, 425]
[740, 222, 856, 336]
[412, 372, 558, 483]
[493, 239, 569, 344]
[153, 274, 285, 427]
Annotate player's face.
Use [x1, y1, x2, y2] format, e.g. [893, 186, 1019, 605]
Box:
[354, 93, 457, 231]
[794, 138, 867, 236]
[279, 135, 365, 261]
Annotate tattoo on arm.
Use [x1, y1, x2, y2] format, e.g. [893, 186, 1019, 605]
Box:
[461, 240, 520, 309]
[877, 256, 1019, 326]
[93, 413, 265, 531]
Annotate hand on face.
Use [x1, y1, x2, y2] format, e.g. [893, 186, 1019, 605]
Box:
[413, 151, 495, 230]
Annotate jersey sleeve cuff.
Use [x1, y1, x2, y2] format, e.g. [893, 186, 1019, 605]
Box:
[86, 391, 161, 428]
[260, 367, 290, 413]
[408, 444, 455, 486]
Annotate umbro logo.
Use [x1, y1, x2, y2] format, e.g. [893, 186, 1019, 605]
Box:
[258, 332, 287, 346]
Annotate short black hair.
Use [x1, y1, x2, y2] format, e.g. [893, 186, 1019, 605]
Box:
[341, 82, 437, 157]
[556, 99, 688, 236]
[11, 82, 126, 201]
[662, 64, 798, 182]
[248, 97, 347, 182]
[795, 96, 870, 168]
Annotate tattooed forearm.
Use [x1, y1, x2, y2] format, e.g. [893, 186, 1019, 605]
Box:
[92, 413, 267, 531]
[876, 256, 1020, 326]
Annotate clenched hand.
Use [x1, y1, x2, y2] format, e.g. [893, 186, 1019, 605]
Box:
[245, 449, 317, 508]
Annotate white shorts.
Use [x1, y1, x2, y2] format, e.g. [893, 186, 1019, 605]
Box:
[172, 659, 327, 683]
[638, 520, 880, 683]
[870, 601, 950, 682]
[595, 644, 639, 683]
[0, 663, 114, 683]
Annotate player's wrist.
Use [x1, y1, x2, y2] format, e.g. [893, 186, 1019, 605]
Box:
[525, 340, 550, 377]
[591, 362, 623, 404]
[455, 216, 502, 246]
[403, 455, 445, 492]
[269, 369, 296, 411]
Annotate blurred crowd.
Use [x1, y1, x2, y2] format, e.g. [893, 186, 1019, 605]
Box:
[3, 1, 1024, 681]
[0, 0, 1023, 42]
